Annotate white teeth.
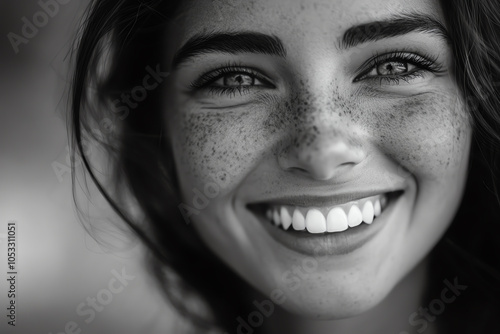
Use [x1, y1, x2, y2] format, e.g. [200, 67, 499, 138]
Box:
[306, 209, 326, 234]
[347, 205, 363, 227]
[326, 207, 348, 232]
[292, 209, 306, 231]
[264, 194, 390, 233]
[266, 209, 273, 221]
[380, 196, 387, 208]
[374, 199, 381, 217]
[273, 209, 281, 226]
[362, 201, 374, 224]
[280, 207, 292, 231]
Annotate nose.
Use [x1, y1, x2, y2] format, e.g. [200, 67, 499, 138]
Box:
[278, 118, 366, 181]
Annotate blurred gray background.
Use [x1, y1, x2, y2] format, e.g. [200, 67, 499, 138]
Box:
[0, 1, 175, 333]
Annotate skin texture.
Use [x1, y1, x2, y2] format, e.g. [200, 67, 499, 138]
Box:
[162, 0, 472, 329]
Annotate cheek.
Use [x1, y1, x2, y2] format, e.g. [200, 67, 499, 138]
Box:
[169, 90, 472, 195]
[364, 92, 471, 180]
[168, 102, 273, 194]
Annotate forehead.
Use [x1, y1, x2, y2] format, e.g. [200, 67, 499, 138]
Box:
[173, 0, 442, 42]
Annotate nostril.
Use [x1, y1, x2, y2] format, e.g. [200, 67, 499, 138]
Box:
[286, 166, 309, 175]
[279, 147, 365, 181]
[338, 161, 356, 167]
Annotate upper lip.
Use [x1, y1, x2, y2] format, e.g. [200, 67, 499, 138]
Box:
[248, 189, 403, 208]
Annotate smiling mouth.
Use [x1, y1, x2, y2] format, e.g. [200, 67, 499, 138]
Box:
[247, 190, 404, 255]
[249, 191, 401, 234]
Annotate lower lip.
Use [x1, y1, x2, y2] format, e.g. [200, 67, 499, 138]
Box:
[251, 193, 402, 256]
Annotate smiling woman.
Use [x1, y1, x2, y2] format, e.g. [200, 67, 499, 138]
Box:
[70, 0, 500, 333]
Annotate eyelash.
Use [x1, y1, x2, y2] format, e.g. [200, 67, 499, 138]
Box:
[354, 51, 444, 85]
[191, 52, 443, 97]
[190, 62, 274, 97]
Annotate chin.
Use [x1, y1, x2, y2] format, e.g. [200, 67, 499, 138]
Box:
[277, 281, 391, 320]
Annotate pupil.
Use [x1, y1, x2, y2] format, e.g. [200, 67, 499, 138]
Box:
[378, 61, 407, 75]
[225, 74, 253, 86]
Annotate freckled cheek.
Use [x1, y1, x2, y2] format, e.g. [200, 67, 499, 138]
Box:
[170, 108, 272, 194]
[369, 96, 471, 178]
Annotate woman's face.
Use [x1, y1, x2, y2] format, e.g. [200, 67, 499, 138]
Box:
[164, 0, 472, 318]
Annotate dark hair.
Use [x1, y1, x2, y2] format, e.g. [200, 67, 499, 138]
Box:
[431, 1, 500, 329]
[70, 0, 500, 332]
[70, 1, 255, 332]
[439, 0, 500, 273]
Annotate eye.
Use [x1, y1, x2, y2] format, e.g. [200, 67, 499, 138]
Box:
[374, 61, 416, 76]
[190, 65, 275, 97]
[354, 51, 444, 84]
[212, 72, 265, 87]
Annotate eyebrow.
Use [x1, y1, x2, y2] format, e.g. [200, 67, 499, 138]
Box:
[340, 13, 449, 49]
[172, 32, 287, 68]
[172, 13, 449, 68]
